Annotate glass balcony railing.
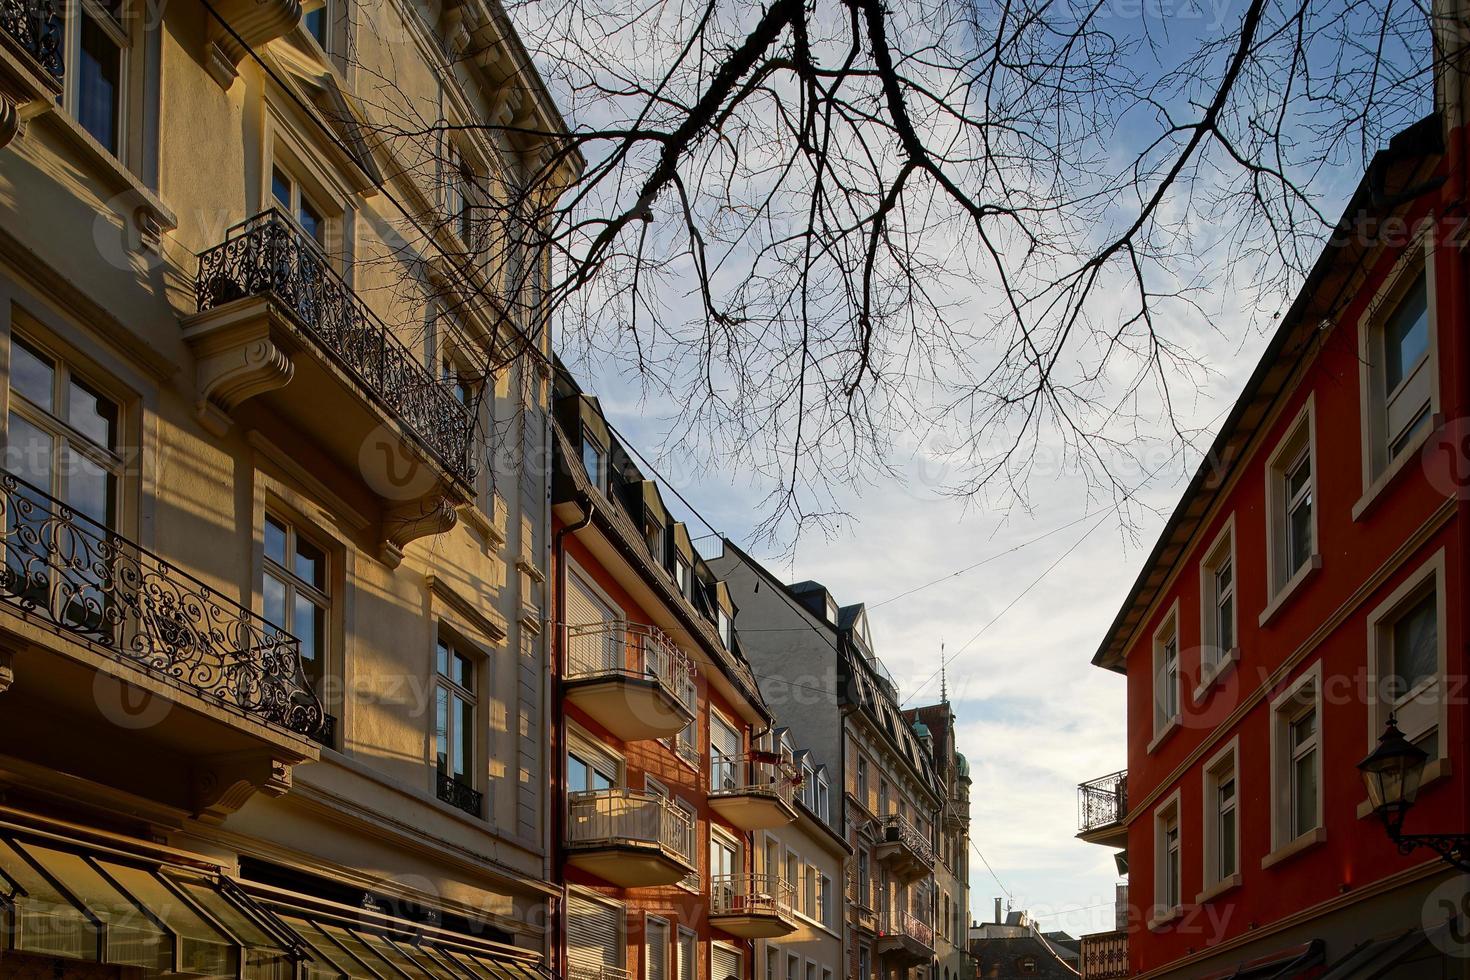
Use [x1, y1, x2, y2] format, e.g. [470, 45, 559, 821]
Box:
[0, 467, 323, 736]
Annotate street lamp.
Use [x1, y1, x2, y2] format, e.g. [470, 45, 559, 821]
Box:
[1357, 716, 1470, 872]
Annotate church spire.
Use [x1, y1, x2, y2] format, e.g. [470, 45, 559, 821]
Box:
[940, 641, 948, 703]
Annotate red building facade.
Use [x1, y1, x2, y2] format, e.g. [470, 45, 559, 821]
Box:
[549, 365, 805, 980]
[1080, 92, 1470, 978]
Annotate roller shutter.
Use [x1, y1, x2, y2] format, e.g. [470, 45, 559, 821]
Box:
[568, 894, 624, 974]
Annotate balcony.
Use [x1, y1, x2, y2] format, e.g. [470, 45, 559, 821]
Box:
[437, 767, 483, 818]
[876, 911, 933, 964]
[1079, 930, 1129, 979]
[708, 874, 798, 939]
[875, 814, 935, 880]
[563, 621, 696, 741]
[0, 467, 322, 818]
[565, 788, 697, 887]
[188, 210, 476, 565]
[1078, 769, 1128, 847]
[942, 796, 968, 830]
[0, 0, 62, 150]
[708, 753, 799, 831]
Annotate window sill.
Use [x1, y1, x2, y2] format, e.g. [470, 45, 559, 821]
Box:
[1357, 757, 1452, 819]
[1261, 827, 1325, 870]
[1193, 648, 1240, 703]
[1195, 873, 1241, 905]
[37, 107, 177, 244]
[1259, 555, 1323, 628]
[1352, 416, 1441, 523]
[1147, 715, 1181, 755]
[1146, 906, 1184, 931]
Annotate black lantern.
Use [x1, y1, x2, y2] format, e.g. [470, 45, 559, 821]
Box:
[1357, 716, 1470, 872]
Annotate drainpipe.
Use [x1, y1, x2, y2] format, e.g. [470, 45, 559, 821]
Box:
[552, 493, 594, 980]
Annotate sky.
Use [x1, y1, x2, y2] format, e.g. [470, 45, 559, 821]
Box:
[561, 295, 1286, 938]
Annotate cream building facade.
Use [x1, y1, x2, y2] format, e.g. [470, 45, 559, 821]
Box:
[0, 0, 574, 971]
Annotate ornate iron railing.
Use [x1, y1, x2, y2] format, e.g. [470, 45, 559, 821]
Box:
[564, 620, 697, 716]
[709, 873, 795, 920]
[1079, 929, 1128, 979]
[194, 209, 475, 487]
[566, 788, 696, 867]
[2, 0, 63, 76]
[437, 767, 483, 817]
[1079, 769, 1127, 834]
[882, 813, 936, 868]
[0, 468, 322, 735]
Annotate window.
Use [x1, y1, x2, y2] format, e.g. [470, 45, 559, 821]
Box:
[856, 851, 869, 907]
[647, 917, 669, 980]
[302, 0, 329, 48]
[711, 833, 739, 886]
[444, 142, 478, 246]
[567, 746, 617, 793]
[765, 948, 777, 980]
[6, 334, 121, 527]
[858, 946, 870, 980]
[856, 756, 868, 804]
[1368, 553, 1445, 765]
[710, 713, 740, 790]
[816, 773, 829, 822]
[57, 0, 130, 155]
[1199, 519, 1236, 677]
[568, 894, 625, 979]
[646, 519, 665, 563]
[675, 558, 691, 596]
[1359, 246, 1438, 487]
[1202, 741, 1238, 894]
[677, 928, 697, 980]
[1151, 606, 1180, 742]
[717, 606, 733, 649]
[784, 851, 799, 904]
[879, 780, 890, 816]
[1270, 667, 1321, 850]
[434, 636, 478, 791]
[803, 863, 817, 915]
[271, 164, 328, 246]
[824, 595, 838, 624]
[1265, 397, 1318, 604]
[1153, 792, 1181, 917]
[786, 953, 799, 980]
[818, 873, 832, 927]
[804, 961, 814, 980]
[263, 513, 329, 693]
[581, 429, 606, 489]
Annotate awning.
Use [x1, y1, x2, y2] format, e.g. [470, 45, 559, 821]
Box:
[0, 822, 555, 980]
[1196, 940, 1324, 980]
[1315, 915, 1462, 979]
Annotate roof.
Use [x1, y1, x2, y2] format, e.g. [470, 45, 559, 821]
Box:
[970, 935, 1080, 979]
[1091, 113, 1444, 673]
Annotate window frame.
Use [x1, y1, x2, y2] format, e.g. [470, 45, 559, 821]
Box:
[432, 632, 480, 792]
[1366, 550, 1448, 772]
[63, 0, 133, 158]
[269, 158, 337, 256]
[1150, 788, 1183, 927]
[262, 510, 332, 694]
[580, 428, 607, 491]
[1261, 396, 1320, 623]
[1149, 601, 1181, 749]
[1196, 516, 1238, 695]
[1267, 663, 1324, 861]
[1355, 228, 1440, 513]
[1199, 737, 1240, 900]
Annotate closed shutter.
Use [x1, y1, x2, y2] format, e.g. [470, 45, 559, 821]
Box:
[711, 945, 741, 980]
[568, 894, 624, 973]
[677, 929, 697, 980]
[710, 715, 741, 789]
[646, 918, 669, 980]
[566, 570, 618, 675]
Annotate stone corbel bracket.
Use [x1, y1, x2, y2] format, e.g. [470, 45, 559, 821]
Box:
[180, 297, 296, 437]
[0, 30, 63, 151]
[380, 493, 461, 568]
[191, 751, 297, 824]
[205, 0, 304, 88]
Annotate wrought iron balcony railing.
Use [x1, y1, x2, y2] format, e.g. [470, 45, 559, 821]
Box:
[2, 0, 63, 76]
[1079, 929, 1129, 979]
[564, 620, 697, 715]
[1079, 769, 1127, 835]
[194, 209, 476, 487]
[0, 468, 323, 736]
[437, 767, 483, 817]
[566, 788, 696, 866]
[709, 873, 795, 919]
[711, 752, 798, 805]
[882, 813, 936, 868]
[881, 910, 934, 950]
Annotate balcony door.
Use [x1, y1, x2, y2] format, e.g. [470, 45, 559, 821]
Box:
[710, 713, 740, 791]
[566, 566, 621, 677]
[710, 832, 739, 907]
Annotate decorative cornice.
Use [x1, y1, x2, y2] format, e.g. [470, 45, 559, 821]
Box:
[426, 572, 508, 645]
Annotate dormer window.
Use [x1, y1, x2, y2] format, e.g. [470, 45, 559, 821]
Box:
[824, 595, 838, 624]
[580, 429, 606, 489]
[645, 520, 665, 563]
[717, 607, 732, 649]
[675, 559, 691, 597]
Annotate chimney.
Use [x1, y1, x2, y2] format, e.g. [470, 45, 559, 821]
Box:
[994, 898, 1002, 925]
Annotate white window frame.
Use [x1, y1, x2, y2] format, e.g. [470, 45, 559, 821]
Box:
[1149, 789, 1182, 928]
[62, 0, 133, 158]
[1196, 516, 1238, 696]
[645, 915, 670, 980]
[1149, 601, 1181, 749]
[1199, 737, 1240, 901]
[263, 511, 331, 692]
[1355, 228, 1440, 514]
[1262, 396, 1320, 623]
[1266, 663, 1324, 864]
[580, 427, 606, 490]
[1366, 550, 1448, 773]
